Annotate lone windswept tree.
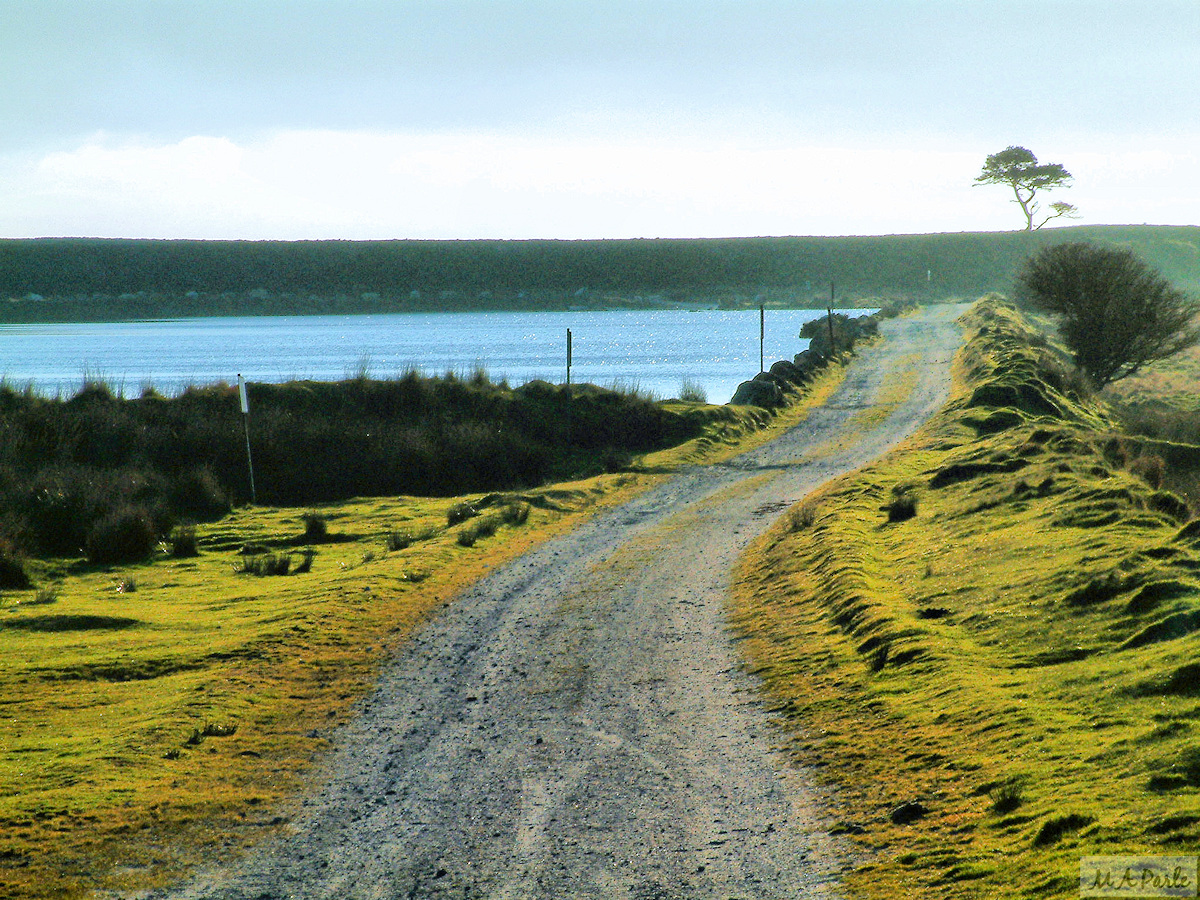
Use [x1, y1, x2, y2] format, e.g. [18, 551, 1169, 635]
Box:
[1016, 242, 1200, 387]
[976, 146, 1078, 231]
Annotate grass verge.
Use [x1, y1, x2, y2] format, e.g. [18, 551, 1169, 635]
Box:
[732, 296, 1200, 899]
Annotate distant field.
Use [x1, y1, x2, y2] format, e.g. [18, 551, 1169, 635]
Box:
[1105, 341, 1200, 413]
[0, 225, 1196, 321]
[1100, 319, 1200, 509]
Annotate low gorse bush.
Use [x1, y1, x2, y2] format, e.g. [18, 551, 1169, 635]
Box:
[456, 518, 493, 547]
[169, 525, 199, 558]
[886, 491, 918, 523]
[0, 538, 31, 589]
[447, 502, 477, 527]
[386, 530, 414, 551]
[990, 778, 1025, 814]
[302, 512, 328, 543]
[169, 466, 232, 521]
[86, 505, 159, 565]
[786, 500, 818, 531]
[499, 501, 531, 526]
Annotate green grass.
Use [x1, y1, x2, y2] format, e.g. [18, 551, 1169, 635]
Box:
[0, 488, 645, 897]
[1098, 326, 1200, 515]
[0, 360, 850, 900]
[733, 296, 1200, 899]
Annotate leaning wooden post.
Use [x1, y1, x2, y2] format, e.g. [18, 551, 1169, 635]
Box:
[759, 303, 765, 373]
[827, 282, 836, 355]
[238, 374, 257, 505]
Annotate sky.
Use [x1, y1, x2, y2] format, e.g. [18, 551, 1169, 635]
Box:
[1, 0, 1197, 241]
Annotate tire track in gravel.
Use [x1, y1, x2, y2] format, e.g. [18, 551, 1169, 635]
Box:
[149, 304, 967, 900]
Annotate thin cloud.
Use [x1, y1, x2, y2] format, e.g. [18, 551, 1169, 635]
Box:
[0, 1, 1196, 239]
[4, 130, 1002, 239]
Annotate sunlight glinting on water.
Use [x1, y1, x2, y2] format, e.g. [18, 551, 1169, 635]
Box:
[0, 308, 875, 405]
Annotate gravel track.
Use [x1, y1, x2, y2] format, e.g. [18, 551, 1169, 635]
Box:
[149, 304, 966, 900]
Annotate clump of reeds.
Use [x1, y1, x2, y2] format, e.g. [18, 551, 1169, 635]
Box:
[236, 553, 292, 577]
[678, 378, 707, 403]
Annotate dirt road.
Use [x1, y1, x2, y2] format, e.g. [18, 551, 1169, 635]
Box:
[153, 304, 966, 900]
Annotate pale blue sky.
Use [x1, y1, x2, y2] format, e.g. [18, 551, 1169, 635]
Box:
[1, 0, 1197, 239]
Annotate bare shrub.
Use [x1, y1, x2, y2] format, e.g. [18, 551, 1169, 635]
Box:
[29, 586, 59, 606]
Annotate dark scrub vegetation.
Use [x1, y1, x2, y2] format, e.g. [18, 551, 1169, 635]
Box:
[1, 225, 1198, 321]
[0, 371, 712, 563]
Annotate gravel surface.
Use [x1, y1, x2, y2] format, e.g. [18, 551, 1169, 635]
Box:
[147, 304, 966, 900]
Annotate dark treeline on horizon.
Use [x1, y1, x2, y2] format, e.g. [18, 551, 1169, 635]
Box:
[0, 225, 1196, 322]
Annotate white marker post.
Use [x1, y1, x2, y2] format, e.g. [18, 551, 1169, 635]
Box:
[238, 374, 257, 505]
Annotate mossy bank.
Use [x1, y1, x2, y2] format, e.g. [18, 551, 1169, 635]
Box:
[733, 297, 1200, 899]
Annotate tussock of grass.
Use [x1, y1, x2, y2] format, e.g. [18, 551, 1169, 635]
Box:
[446, 500, 477, 527]
[235, 552, 294, 577]
[733, 296, 1200, 899]
[384, 524, 439, 551]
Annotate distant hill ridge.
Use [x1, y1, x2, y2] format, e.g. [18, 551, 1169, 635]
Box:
[0, 225, 1196, 321]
